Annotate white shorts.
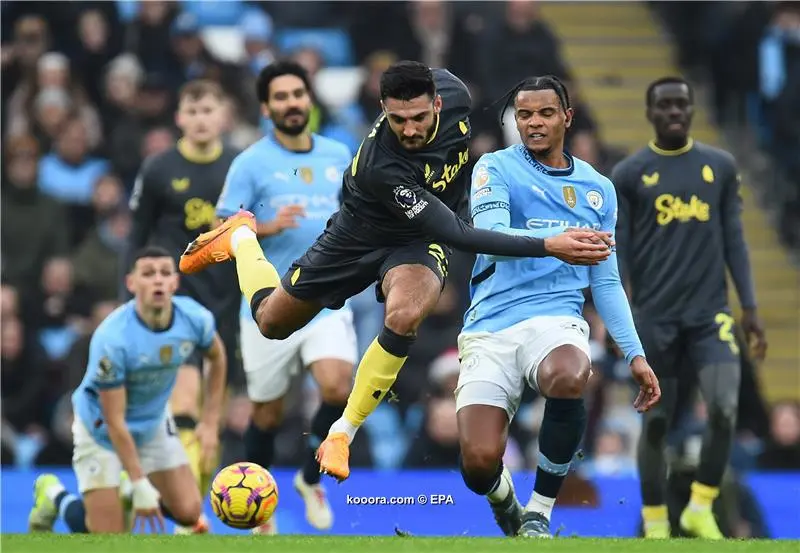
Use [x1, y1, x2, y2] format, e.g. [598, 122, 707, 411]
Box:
[455, 316, 592, 420]
[72, 416, 187, 493]
[241, 309, 358, 402]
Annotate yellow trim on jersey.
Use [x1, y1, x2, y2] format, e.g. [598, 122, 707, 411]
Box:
[648, 138, 694, 157]
[177, 138, 223, 164]
[426, 113, 441, 145]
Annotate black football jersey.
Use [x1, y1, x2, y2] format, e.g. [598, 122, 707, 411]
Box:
[337, 69, 473, 245]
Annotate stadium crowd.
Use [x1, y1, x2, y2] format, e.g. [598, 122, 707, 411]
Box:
[1, 0, 798, 525]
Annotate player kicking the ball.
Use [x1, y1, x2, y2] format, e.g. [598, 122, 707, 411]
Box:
[455, 76, 660, 538]
[29, 247, 226, 534]
[179, 61, 613, 483]
[214, 61, 357, 534]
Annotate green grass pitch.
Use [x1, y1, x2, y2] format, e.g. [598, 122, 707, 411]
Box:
[2, 535, 798, 553]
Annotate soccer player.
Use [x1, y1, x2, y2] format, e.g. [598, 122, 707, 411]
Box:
[611, 77, 767, 539]
[215, 61, 356, 534]
[179, 61, 614, 482]
[455, 76, 660, 538]
[125, 79, 241, 512]
[29, 246, 226, 534]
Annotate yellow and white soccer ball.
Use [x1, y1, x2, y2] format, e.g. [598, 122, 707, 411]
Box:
[210, 462, 278, 529]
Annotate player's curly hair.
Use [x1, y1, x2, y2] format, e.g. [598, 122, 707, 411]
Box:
[256, 60, 312, 104]
[490, 75, 571, 126]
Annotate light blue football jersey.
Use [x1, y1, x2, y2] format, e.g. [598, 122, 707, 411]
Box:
[72, 296, 215, 450]
[216, 132, 352, 321]
[464, 145, 644, 364]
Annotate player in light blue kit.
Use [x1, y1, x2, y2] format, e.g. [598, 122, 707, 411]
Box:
[455, 76, 661, 538]
[29, 246, 227, 534]
[215, 60, 356, 534]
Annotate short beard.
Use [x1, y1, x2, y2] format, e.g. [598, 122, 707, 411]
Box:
[273, 117, 308, 136]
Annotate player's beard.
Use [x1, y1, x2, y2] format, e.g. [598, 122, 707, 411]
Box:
[273, 109, 309, 136]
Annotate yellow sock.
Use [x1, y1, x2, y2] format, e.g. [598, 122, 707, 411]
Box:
[342, 337, 407, 426]
[689, 482, 719, 510]
[178, 427, 202, 486]
[642, 505, 668, 525]
[234, 238, 280, 304]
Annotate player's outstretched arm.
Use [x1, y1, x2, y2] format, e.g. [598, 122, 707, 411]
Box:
[197, 332, 226, 473]
[374, 172, 610, 265]
[469, 168, 613, 261]
[720, 166, 766, 360]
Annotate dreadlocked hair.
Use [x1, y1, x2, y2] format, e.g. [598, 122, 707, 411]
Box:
[488, 75, 571, 126]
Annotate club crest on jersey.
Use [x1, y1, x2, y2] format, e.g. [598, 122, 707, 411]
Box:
[642, 172, 659, 187]
[179, 341, 194, 359]
[298, 167, 313, 184]
[562, 185, 577, 208]
[326, 166, 340, 182]
[159, 345, 173, 365]
[702, 165, 714, 183]
[586, 190, 603, 210]
[171, 178, 190, 192]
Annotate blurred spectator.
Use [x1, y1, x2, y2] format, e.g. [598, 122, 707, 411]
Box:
[1, 134, 71, 299]
[758, 402, 800, 470]
[1, 15, 51, 116]
[403, 351, 460, 468]
[1, 316, 48, 432]
[580, 427, 638, 477]
[37, 117, 110, 207]
[30, 257, 91, 360]
[124, 1, 179, 77]
[72, 208, 131, 303]
[7, 51, 102, 150]
[34, 395, 74, 466]
[74, 9, 124, 108]
[568, 130, 626, 178]
[478, 0, 571, 103]
[1, 283, 20, 320]
[141, 125, 177, 160]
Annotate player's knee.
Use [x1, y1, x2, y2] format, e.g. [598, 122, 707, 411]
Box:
[169, 496, 203, 527]
[541, 365, 590, 399]
[251, 401, 284, 429]
[641, 409, 670, 445]
[707, 396, 738, 430]
[460, 438, 503, 477]
[319, 377, 352, 406]
[384, 304, 425, 336]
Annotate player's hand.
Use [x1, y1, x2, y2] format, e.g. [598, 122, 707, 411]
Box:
[544, 232, 612, 265]
[741, 308, 767, 362]
[195, 420, 220, 474]
[629, 356, 661, 413]
[565, 228, 615, 249]
[271, 204, 306, 233]
[131, 477, 164, 534]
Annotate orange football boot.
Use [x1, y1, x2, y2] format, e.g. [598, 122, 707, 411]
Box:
[179, 210, 256, 275]
[316, 433, 350, 482]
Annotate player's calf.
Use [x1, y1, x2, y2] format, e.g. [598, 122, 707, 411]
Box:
[523, 345, 589, 528]
[149, 466, 204, 529]
[457, 400, 523, 537]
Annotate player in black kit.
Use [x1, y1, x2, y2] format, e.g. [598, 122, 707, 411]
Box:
[124, 80, 237, 525]
[611, 77, 768, 540]
[179, 61, 613, 482]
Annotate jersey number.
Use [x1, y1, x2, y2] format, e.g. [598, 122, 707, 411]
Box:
[714, 312, 739, 355]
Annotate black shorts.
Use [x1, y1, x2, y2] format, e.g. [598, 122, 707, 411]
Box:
[282, 219, 451, 309]
[636, 311, 740, 378]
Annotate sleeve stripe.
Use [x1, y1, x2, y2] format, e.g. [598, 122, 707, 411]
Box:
[471, 201, 510, 217]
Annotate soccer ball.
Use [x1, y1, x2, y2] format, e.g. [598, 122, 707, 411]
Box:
[210, 462, 278, 529]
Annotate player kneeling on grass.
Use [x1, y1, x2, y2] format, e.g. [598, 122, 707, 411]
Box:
[29, 246, 226, 534]
[455, 76, 661, 538]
